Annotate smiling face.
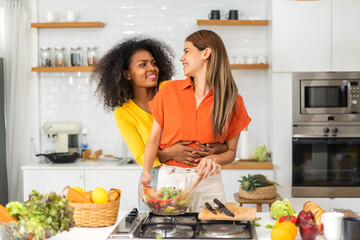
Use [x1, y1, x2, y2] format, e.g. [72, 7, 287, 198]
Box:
[125, 50, 159, 89]
[180, 41, 208, 77]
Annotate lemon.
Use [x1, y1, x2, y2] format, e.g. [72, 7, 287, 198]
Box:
[92, 187, 109, 203]
[72, 186, 83, 194]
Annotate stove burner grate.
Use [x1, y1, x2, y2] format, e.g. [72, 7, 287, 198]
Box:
[154, 224, 177, 237]
[137, 212, 256, 239]
[201, 224, 245, 237]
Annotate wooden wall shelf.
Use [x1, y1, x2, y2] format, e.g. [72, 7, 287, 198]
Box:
[197, 20, 269, 26]
[222, 160, 273, 170]
[31, 22, 105, 28]
[32, 66, 94, 72]
[231, 64, 269, 69]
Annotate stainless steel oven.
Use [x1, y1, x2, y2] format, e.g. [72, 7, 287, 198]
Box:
[292, 125, 360, 197]
[293, 72, 360, 123]
[292, 72, 360, 198]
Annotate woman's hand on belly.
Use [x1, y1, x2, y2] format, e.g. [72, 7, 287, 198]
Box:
[159, 141, 201, 166]
[197, 156, 221, 180]
[194, 142, 228, 155]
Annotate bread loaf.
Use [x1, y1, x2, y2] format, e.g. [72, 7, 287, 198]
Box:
[303, 201, 325, 234]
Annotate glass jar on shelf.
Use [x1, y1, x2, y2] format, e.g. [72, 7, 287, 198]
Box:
[54, 47, 66, 67]
[70, 47, 82, 66]
[86, 47, 99, 66]
[40, 47, 52, 67]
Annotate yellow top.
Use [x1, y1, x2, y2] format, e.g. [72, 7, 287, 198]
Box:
[114, 81, 169, 167]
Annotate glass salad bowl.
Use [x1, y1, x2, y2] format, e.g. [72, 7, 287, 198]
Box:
[140, 182, 197, 215]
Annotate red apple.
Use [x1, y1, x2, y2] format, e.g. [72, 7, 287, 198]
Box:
[299, 219, 319, 240]
[297, 210, 314, 225]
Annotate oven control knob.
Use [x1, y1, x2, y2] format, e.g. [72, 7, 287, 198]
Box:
[125, 215, 134, 223]
[323, 127, 330, 133]
[332, 127, 338, 133]
[352, 100, 358, 105]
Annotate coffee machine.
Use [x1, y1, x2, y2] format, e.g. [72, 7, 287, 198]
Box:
[43, 122, 81, 153]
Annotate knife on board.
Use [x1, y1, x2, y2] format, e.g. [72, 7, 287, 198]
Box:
[205, 202, 217, 215]
[213, 198, 235, 217]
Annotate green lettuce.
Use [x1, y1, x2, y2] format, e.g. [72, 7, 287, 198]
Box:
[251, 145, 269, 161]
[6, 201, 28, 219]
[270, 198, 295, 219]
[3, 190, 74, 240]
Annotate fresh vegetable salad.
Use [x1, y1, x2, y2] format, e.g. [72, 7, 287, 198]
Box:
[142, 186, 193, 215]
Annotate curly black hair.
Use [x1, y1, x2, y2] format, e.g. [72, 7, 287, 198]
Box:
[91, 36, 175, 111]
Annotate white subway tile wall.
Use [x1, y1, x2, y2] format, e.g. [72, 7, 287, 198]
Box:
[38, 0, 269, 158]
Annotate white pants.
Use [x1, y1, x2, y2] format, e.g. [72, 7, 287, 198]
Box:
[157, 165, 226, 212]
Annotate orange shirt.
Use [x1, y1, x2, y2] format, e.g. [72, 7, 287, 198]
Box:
[148, 77, 251, 168]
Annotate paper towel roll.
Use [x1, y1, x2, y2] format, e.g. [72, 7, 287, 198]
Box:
[239, 129, 250, 159]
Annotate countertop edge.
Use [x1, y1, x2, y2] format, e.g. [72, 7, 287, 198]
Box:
[21, 160, 273, 170]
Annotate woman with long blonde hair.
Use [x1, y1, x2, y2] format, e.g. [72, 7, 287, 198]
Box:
[141, 30, 251, 211]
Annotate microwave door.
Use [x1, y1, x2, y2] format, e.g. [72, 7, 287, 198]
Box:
[301, 80, 348, 114]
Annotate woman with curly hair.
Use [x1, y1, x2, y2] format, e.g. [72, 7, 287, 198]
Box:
[92, 36, 226, 210]
[141, 30, 251, 211]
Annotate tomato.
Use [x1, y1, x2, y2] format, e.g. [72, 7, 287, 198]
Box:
[143, 186, 153, 195]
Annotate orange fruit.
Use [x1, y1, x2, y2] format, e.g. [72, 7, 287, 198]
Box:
[72, 186, 83, 194]
[83, 191, 93, 202]
[278, 222, 298, 239]
[271, 227, 292, 240]
[108, 188, 121, 201]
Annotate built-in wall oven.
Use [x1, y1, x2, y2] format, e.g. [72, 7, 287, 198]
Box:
[292, 72, 360, 198]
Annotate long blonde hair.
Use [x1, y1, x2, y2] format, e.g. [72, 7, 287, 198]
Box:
[186, 30, 238, 140]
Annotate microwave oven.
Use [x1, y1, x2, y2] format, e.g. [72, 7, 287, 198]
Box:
[293, 72, 360, 123]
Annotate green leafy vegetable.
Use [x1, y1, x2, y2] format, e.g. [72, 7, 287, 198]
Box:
[2, 190, 74, 240]
[251, 145, 269, 161]
[265, 224, 275, 229]
[270, 198, 295, 220]
[6, 201, 28, 219]
[144, 186, 191, 214]
[253, 221, 260, 227]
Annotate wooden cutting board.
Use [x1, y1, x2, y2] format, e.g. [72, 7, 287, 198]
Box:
[198, 202, 256, 221]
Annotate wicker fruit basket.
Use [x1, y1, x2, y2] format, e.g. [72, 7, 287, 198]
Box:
[238, 184, 276, 200]
[70, 199, 120, 227]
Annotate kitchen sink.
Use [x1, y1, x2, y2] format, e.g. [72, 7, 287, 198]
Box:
[117, 158, 136, 165]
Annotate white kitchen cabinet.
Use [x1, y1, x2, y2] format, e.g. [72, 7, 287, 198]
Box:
[84, 169, 141, 211]
[22, 162, 273, 211]
[332, 0, 360, 71]
[273, 0, 360, 72]
[273, 0, 332, 72]
[23, 169, 84, 201]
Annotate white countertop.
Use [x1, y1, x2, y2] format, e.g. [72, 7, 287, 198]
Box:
[21, 159, 142, 170]
[48, 211, 326, 240]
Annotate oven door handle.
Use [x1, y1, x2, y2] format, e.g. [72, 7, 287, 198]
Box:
[293, 137, 360, 144]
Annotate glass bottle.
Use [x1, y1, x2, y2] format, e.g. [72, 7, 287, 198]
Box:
[55, 47, 66, 67]
[87, 47, 99, 66]
[70, 47, 82, 66]
[40, 47, 52, 67]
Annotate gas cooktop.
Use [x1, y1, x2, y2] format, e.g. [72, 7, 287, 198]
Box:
[108, 209, 257, 240]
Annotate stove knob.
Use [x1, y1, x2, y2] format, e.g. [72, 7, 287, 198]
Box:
[352, 100, 358, 105]
[332, 127, 338, 133]
[323, 127, 330, 133]
[132, 208, 138, 213]
[125, 215, 134, 223]
[129, 212, 137, 218]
